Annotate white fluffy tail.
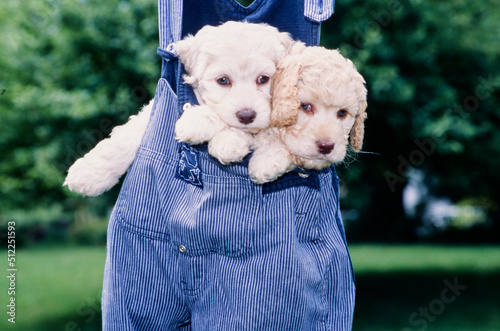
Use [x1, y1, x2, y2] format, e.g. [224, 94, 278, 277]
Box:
[63, 100, 153, 196]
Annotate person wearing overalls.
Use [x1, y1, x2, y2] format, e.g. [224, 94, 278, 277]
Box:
[102, 0, 356, 330]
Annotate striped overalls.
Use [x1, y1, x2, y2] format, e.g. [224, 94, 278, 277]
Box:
[102, 1, 355, 330]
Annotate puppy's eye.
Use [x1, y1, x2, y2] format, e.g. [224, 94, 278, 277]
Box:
[337, 109, 348, 119]
[217, 76, 231, 86]
[257, 75, 270, 85]
[300, 104, 314, 114]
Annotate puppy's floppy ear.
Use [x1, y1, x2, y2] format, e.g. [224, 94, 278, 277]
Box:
[176, 35, 197, 70]
[176, 25, 217, 85]
[271, 61, 302, 127]
[347, 63, 368, 152]
[276, 31, 296, 54]
[350, 100, 367, 152]
[176, 35, 199, 85]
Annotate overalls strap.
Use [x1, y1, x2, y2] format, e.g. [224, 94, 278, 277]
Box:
[158, 0, 183, 49]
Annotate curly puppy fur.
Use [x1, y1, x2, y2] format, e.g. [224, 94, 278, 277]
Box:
[174, 21, 293, 163]
[249, 44, 367, 183]
[64, 21, 293, 196]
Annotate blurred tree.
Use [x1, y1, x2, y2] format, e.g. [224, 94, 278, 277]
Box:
[322, 0, 500, 241]
[0, 0, 158, 243]
[1, 0, 499, 244]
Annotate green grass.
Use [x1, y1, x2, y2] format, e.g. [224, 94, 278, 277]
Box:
[1, 246, 106, 331]
[1, 245, 499, 330]
[350, 245, 500, 331]
[350, 244, 500, 274]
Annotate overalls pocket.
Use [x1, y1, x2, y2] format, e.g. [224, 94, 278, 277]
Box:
[167, 172, 260, 257]
[113, 78, 179, 241]
[294, 184, 321, 243]
[261, 171, 322, 244]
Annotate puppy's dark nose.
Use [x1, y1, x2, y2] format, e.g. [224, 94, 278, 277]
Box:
[236, 109, 256, 124]
[316, 140, 335, 155]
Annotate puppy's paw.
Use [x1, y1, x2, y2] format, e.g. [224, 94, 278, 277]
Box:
[175, 106, 224, 144]
[208, 130, 251, 164]
[64, 157, 120, 196]
[248, 148, 292, 184]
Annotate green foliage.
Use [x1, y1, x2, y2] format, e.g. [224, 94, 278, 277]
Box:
[0, 0, 499, 243]
[0, 0, 158, 241]
[70, 212, 108, 246]
[322, 0, 500, 240]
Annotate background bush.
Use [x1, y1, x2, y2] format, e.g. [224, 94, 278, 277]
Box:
[0, 0, 499, 246]
[0, 0, 158, 246]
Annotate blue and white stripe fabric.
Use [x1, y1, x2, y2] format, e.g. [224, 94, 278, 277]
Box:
[158, 0, 183, 50]
[102, 1, 355, 330]
[304, 0, 335, 22]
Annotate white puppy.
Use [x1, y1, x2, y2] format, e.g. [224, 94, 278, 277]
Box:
[173, 21, 293, 163]
[248, 44, 367, 183]
[64, 21, 293, 196]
